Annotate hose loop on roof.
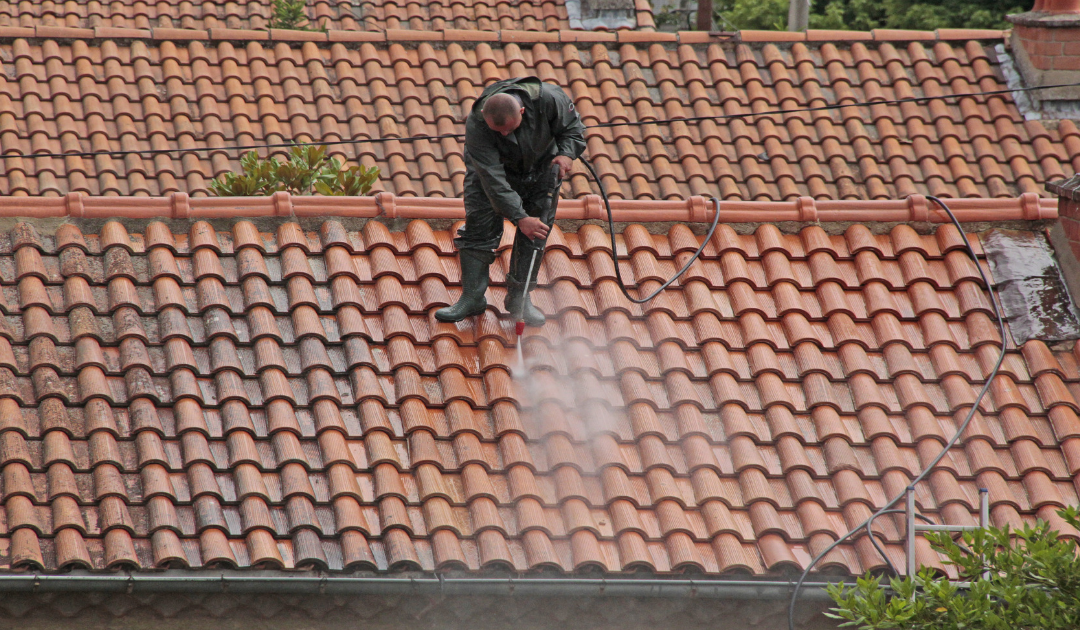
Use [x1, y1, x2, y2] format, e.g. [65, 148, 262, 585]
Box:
[579, 155, 721, 305]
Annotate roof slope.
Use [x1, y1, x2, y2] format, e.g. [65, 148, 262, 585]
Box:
[0, 207, 1077, 575]
[0, 29, 1075, 200]
[0, 0, 585, 33]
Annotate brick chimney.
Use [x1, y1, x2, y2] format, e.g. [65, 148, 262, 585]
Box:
[1007, 0, 1080, 102]
[1049, 174, 1080, 255]
[1046, 174, 1080, 312]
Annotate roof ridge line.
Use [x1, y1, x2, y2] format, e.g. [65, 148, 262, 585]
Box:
[1, 192, 1054, 223]
[739, 27, 1009, 43]
[0, 25, 1008, 46]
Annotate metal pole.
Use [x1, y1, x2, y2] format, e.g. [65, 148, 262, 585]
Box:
[905, 487, 916, 578]
[787, 0, 809, 31]
[979, 488, 990, 581]
[516, 249, 538, 331]
[914, 524, 983, 532]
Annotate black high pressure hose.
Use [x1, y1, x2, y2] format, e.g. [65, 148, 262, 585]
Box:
[579, 156, 721, 303]
[785, 195, 1008, 630]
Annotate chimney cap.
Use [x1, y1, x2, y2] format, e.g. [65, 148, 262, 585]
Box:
[1007, 0, 1080, 24]
[1039, 0, 1080, 14]
[1047, 174, 1080, 201]
[1008, 11, 1080, 26]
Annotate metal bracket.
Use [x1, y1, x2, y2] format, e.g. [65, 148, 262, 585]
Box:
[905, 487, 989, 578]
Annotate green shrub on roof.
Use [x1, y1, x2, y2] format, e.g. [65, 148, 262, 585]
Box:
[209, 146, 380, 197]
[269, 0, 327, 31]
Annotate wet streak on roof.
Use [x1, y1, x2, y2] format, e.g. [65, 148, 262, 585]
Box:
[981, 229, 1080, 345]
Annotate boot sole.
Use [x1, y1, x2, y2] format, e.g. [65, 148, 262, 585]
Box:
[434, 305, 487, 323]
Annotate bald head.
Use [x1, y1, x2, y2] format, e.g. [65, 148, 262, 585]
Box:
[482, 93, 524, 136]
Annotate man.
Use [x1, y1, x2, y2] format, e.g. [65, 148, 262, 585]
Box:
[435, 76, 586, 327]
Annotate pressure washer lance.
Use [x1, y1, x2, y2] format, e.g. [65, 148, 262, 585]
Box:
[513, 164, 563, 374]
[512, 157, 719, 374]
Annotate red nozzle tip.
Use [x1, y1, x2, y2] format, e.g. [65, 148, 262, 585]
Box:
[515, 321, 526, 336]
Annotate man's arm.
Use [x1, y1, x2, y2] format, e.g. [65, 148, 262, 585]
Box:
[548, 86, 586, 161]
[464, 117, 528, 224]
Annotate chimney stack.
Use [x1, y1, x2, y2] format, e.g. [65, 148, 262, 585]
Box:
[1046, 174, 1080, 317]
[1007, 0, 1080, 102]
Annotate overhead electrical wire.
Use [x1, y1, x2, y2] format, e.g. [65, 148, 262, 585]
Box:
[7, 80, 1078, 162]
[786, 195, 1008, 630]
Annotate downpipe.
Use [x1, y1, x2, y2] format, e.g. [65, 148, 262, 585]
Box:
[0, 571, 840, 601]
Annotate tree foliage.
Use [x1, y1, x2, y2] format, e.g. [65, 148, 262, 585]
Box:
[209, 146, 380, 197]
[808, 0, 1026, 31]
[828, 506, 1080, 630]
[654, 0, 1029, 32]
[717, 0, 790, 31]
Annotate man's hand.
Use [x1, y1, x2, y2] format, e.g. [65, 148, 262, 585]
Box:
[552, 155, 572, 179]
[518, 217, 550, 241]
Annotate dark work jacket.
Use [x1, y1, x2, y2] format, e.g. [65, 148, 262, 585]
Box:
[463, 77, 586, 223]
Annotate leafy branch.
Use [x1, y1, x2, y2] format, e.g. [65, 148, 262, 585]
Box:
[209, 146, 380, 197]
[828, 506, 1080, 630]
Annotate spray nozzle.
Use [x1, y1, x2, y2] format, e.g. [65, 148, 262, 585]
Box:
[515, 321, 525, 336]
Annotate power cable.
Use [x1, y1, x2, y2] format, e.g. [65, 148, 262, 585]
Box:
[786, 195, 1008, 630]
[6, 81, 1077, 162]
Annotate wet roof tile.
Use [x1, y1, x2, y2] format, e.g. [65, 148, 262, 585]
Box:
[0, 214, 1076, 575]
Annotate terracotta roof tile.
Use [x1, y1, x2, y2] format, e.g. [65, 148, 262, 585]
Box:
[0, 213, 1073, 575]
[0, 0, 572, 33]
[0, 30, 1067, 200]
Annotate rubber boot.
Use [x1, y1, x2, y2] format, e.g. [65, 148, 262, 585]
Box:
[504, 233, 546, 327]
[435, 249, 494, 322]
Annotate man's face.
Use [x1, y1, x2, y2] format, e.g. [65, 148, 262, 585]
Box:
[484, 109, 525, 136]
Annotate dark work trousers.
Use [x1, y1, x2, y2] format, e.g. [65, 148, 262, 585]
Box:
[453, 165, 557, 254]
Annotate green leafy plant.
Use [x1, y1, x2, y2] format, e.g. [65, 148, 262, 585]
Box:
[655, 0, 1024, 32]
[209, 145, 379, 197]
[808, 0, 1024, 31]
[268, 0, 328, 31]
[314, 164, 380, 196]
[713, 0, 788, 31]
[828, 506, 1080, 630]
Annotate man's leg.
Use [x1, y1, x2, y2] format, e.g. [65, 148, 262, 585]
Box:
[504, 166, 558, 327]
[435, 172, 503, 323]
